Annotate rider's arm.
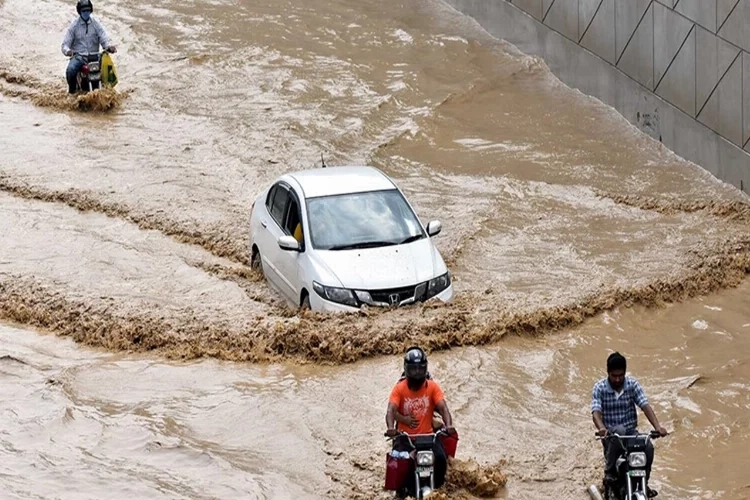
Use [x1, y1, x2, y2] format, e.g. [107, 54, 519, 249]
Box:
[642, 405, 663, 431]
[93, 18, 113, 51]
[386, 402, 399, 430]
[61, 21, 76, 56]
[386, 383, 402, 431]
[430, 382, 453, 429]
[591, 383, 607, 433]
[592, 411, 607, 433]
[633, 379, 668, 435]
[435, 400, 453, 428]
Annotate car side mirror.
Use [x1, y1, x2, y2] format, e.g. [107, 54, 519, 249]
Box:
[426, 220, 442, 237]
[278, 235, 300, 251]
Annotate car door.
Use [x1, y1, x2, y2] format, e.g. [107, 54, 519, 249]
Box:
[255, 183, 290, 298]
[267, 187, 305, 306]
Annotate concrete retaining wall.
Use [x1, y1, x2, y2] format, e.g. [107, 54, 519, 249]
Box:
[444, 0, 750, 193]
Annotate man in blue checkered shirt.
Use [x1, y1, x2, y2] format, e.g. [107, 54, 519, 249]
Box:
[591, 352, 669, 498]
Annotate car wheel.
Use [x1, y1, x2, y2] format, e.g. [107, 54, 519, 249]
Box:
[300, 293, 311, 310]
[251, 247, 263, 273]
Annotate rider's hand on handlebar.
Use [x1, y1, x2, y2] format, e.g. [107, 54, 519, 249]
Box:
[656, 426, 669, 437]
[65, 50, 73, 57]
[596, 428, 609, 438]
[445, 426, 457, 435]
[385, 428, 399, 438]
[107, 45, 117, 54]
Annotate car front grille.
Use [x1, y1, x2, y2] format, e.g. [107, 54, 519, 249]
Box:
[369, 285, 417, 305]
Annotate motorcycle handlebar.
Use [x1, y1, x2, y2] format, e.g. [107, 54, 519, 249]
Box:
[384, 428, 452, 441]
[595, 430, 664, 440]
[70, 49, 113, 58]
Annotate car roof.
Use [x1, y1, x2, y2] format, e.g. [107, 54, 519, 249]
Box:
[285, 166, 396, 199]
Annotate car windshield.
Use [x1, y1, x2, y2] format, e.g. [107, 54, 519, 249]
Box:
[306, 189, 425, 251]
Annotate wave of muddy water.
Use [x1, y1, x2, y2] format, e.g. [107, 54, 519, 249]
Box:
[1, 0, 749, 497]
[0, 69, 128, 112]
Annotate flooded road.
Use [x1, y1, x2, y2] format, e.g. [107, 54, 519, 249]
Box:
[1, 0, 749, 497]
[3, 283, 749, 498]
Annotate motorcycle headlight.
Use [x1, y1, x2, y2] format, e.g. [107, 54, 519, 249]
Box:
[426, 272, 451, 299]
[416, 451, 434, 466]
[312, 281, 357, 307]
[628, 452, 647, 468]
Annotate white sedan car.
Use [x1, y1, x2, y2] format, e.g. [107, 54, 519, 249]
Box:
[249, 166, 454, 312]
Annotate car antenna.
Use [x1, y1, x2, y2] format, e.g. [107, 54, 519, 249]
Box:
[321, 153, 327, 169]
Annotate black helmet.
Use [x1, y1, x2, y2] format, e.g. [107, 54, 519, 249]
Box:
[403, 346, 428, 383]
[76, 0, 93, 14]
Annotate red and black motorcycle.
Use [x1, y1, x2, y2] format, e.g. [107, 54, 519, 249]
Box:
[384, 428, 459, 499]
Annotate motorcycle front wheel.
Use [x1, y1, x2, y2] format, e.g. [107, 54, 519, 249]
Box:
[75, 79, 100, 94]
[603, 484, 624, 500]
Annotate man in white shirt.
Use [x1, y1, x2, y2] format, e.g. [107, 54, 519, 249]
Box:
[61, 0, 117, 93]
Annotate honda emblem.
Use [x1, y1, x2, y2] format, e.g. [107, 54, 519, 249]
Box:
[389, 294, 399, 305]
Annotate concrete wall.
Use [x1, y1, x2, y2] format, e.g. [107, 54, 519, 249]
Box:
[444, 0, 750, 193]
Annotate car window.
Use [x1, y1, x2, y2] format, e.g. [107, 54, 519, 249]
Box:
[265, 185, 277, 211]
[284, 195, 302, 236]
[269, 185, 288, 225]
[306, 189, 424, 250]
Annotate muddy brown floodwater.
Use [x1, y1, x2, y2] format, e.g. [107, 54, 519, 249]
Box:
[1, 0, 749, 498]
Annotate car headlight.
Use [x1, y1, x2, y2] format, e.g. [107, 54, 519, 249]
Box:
[312, 281, 358, 307]
[426, 272, 451, 299]
[416, 451, 434, 466]
[628, 452, 647, 468]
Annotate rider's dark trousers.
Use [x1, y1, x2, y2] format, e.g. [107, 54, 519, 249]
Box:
[66, 57, 85, 94]
[431, 437, 447, 489]
[602, 425, 654, 483]
[392, 435, 448, 489]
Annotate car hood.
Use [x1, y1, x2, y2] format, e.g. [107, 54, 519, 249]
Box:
[316, 238, 445, 290]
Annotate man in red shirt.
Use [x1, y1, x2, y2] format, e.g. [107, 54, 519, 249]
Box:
[385, 346, 456, 490]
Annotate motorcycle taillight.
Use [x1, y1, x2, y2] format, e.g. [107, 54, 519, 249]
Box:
[82, 64, 90, 75]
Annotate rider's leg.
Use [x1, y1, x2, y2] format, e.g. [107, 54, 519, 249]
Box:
[604, 425, 628, 480]
[644, 441, 654, 495]
[395, 436, 417, 497]
[391, 435, 414, 497]
[645, 438, 655, 483]
[66, 57, 85, 94]
[432, 438, 448, 489]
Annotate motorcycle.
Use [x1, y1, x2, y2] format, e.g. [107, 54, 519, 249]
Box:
[384, 428, 457, 499]
[71, 49, 115, 93]
[595, 431, 663, 500]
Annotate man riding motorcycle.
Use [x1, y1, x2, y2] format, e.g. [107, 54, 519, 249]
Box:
[61, 0, 117, 94]
[385, 346, 456, 491]
[592, 352, 669, 498]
